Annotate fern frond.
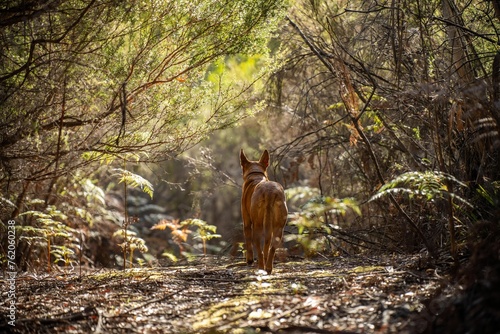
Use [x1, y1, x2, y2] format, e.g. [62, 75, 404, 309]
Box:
[0, 197, 16, 208]
[113, 229, 137, 238]
[112, 168, 154, 199]
[370, 171, 471, 206]
[19, 211, 51, 219]
[161, 251, 178, 263]
[26, 199, 45, 206]
[151, 219, 170, 230]
[81, 178, 106, 206]
[303, 196, 360, 216]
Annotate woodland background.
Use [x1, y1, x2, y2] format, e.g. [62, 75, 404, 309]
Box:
[1, 0, 500, 331]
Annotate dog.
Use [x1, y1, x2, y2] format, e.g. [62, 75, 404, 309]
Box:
[240, 149, 288, 274]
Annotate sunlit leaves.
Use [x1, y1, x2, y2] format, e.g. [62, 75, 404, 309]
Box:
[112, 168, 154, 199]
[476, 182, 500, 207]
[152, 219, 192, 244]
[286, 186, 360, 256]
[51, 245, 76, 267]
[81, 178, 106, 207]
[1, 0, 288, 181]
[182, 218, 221, 242]
[17, 204, 78, 271]
[152, 218, 221, 256]
[370, 171, 472, 207]
[1, 0, 287, 271]
[113, 229, 149, 254]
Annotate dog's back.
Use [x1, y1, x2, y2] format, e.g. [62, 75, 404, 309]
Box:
[250, 181, 287, 233]
[240, 149, 287, 274]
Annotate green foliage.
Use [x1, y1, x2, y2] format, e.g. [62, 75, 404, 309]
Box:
[161, 250, 180, 264]
[370, 171, 472, 207]
[152, 217, 221, 259]
[286, 187, 360, 256]
[61, 174, 107, 227]
[51, 245, 76, 268]
[0, 0, 288, 171]
[264, 0, 500, 255]
[181, 218, 222, 255]
[113, 168, 154, 199]
[0, 197, 16, 209]
[18, 205, 78, 272]
[1, 174, 107, 271]
[476, 182, 500, 207]
[113, 228, 149, 268]
[111, 168, 154, 268]
[19, 206, 73, 240]
[113, 228, 148, 258]
[1, 1, 287, 272]
[286, 186, 321, 205]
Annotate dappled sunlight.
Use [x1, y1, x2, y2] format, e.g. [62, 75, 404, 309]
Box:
[1, 256, 440, 332]
[1, 0, 499, 332]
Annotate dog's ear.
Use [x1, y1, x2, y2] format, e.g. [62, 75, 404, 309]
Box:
[259, 150, 270, 168]
[240, 149, 249, 166]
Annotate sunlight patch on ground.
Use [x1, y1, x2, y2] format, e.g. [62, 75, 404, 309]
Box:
[192, 268, 286, 331]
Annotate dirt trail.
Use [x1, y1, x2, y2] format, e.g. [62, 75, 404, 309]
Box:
[0, 255, 440, 333]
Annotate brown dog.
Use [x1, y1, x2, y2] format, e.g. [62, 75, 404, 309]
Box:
[240, 149, 288, 274]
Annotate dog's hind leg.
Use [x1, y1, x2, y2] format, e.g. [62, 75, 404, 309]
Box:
[242, 208, 254, 265]
[265, 228, 282, 274]
[253, 225, 265, 271]
[265, 213, 286, 274]
[244, 225, 254, 265]
[262, 206, 272, 271]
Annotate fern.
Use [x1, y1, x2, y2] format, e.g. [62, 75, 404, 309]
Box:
[81, 178, 106, 207]
[181, 219, 221, 255]
[113, 227, 149, 268]
[286, 187, 361, 256]
[152, 218, 221, 256]
[18, 205, 78, 272]
[51, 245, 76, 267]
[161, 250, 179, 263]
[370, 171, 472, 207]
[111, 167, 154, 269]
[302, 196, 361, 217]
[61, 175, 108, 227]
[476, 182, 500, 207]
[10, 174, 108, 271]
[112, 168, 154, 199]
[0, 196, 16, 208]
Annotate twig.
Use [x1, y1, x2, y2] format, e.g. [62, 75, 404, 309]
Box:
[119, 287, 185, 315]
[277, 326, 358, 334]
[14, 306, 98, 325]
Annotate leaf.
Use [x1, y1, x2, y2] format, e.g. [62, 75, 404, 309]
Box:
[112, 168, 154, 199]
[204, 234, 221, 240]
[0, 197, 16, 208]
[370, 171, 472, 207]
[128, 236, 148, 253]
[151, 219, 170, 230]
[161, 251, 178, 263]
[113, 229, 137, 238]
[19, 211, 51, 219]
[172, 228, 191, 242]
[82, 179, 106, 206]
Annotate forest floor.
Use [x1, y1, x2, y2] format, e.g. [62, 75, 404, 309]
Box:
[0, 254, 444, 334]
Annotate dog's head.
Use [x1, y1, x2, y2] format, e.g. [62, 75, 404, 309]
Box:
[240, 149, 269, 180]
